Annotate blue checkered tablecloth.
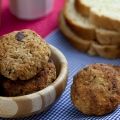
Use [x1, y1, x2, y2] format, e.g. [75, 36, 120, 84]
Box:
[1, 30, 120, 120]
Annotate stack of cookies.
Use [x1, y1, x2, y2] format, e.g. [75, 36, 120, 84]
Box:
[59, 0, 120, 59]
[0, 29, 56, 96]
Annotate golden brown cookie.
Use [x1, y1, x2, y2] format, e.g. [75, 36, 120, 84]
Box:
[2, 60, 56, 96]
[71, 64, 120, 116]
[0, 29, 51, 80]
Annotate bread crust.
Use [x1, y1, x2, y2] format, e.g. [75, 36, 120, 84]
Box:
[90, 8, 120, 32]
[96, 29, 120, 45]
[64, 0, 120, 45]
[76, 0, 120, 32]
[92, 42, 120, 59]
[71, 64, 120, 116]
[59, 13, 120, 59]
[59, 13, 91, 52]
[60, 0, 120, 58]
[75, 0, 90, 17]
[64, 0, 95, 40]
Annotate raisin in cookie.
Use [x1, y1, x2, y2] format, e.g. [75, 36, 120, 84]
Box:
[0, 29, 51, 80]
[71, 64, 120, 116]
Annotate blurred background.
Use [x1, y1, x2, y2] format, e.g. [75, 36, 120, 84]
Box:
[0, 0, 65, 37]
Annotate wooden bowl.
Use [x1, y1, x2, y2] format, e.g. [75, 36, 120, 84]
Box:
[0, 44, 68, 118]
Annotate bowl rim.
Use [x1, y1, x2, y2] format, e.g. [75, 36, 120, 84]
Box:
[0, 44, 68, 100]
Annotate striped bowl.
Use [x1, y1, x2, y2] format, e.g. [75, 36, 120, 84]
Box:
[0, 44, 68, 118]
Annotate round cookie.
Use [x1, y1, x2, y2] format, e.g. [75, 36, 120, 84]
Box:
[2, 60, 56, 96]
[71, 64, 120, 116]
[0, 29, 51, 80]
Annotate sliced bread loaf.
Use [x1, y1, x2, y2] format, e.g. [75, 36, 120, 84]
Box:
[59, 12, 91, 52]
[64, 0, 120, 45]
[64, 0, 95, 40]
[59, 13, 120, 59]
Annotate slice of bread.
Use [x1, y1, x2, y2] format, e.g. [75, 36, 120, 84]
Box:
[90, 6, 120, 31]
[91, 42, 120, 59]
[64, 0, 120, 45]
[96, 29, 120, 45]
[64, 0, 95, 40]
[60, 0, 120, 58]
[59, 12, 91, 52]
[76, 0, 120, 31]
[75, 0, 98, 17]
[59, 13, 120, 59]
[75, 0, 120, 16]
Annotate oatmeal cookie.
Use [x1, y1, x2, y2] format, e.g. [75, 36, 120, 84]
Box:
[0, 29, 51, 80]
[2, 60, 56, 96]
[71, 64, 120, 116]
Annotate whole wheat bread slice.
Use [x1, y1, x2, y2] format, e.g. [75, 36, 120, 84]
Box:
[59, 12, 91, 52]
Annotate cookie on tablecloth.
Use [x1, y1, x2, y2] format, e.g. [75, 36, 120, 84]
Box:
[71, 64, 120, 116]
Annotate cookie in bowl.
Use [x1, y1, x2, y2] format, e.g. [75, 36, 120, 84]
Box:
[71, 64, 120, 116]
[0, 29, 68, 118]
[2, 60, 56, 96]
[0, 29, 51, 80]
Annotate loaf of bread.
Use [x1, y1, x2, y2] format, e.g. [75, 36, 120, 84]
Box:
[59, 0, 120, 59]
[60, 12, 120, 58]
[64, 0, 120, 45]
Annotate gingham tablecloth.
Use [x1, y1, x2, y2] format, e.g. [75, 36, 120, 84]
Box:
[2, 30, 120, 120]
